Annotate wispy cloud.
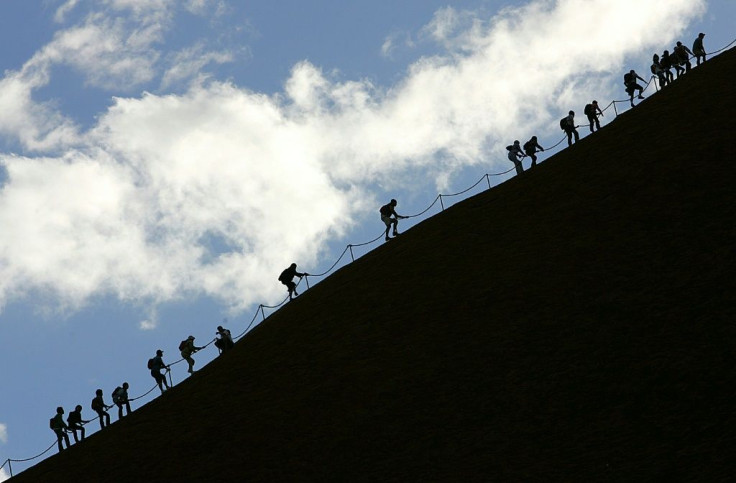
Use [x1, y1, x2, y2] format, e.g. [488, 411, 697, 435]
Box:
[0, 423, 7, 443]
[0, 0, 706, 318]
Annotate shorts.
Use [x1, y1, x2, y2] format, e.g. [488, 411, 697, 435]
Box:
[381, 215, 394, 227]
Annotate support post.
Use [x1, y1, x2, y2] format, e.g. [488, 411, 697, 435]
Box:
[348, 245, 355, 262]
[439, 195, 445, 211]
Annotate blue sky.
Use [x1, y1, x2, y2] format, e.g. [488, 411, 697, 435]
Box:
[0, 0, 733, 477]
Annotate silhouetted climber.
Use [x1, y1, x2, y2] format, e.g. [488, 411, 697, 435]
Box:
[112, 382, 131, 420]
[66, 405, 89, 443]
[673, 41, 693, 74]
[660, 50, 675, 84]
[651, 54, 668, 88]
[506, 140, 525, 175]
[180, 336, 203, 374]
[149, 349, 170, 394]
[523, 136, 544, 167]
[380, 199, 407, 242]
[692, 33, 706, 66]
[50, 407, 70, 452]
[583, 100, 604, 132]
[215, 325, 234, 353]
[279, 263, 309, 300]
[624, 70, 646, 107]
[560, 111, 579, 146]
[91, 389, 111, 429]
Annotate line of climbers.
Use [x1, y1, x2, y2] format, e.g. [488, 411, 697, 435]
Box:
[507, 31, 709, 176]
[37, 29, 725, 462]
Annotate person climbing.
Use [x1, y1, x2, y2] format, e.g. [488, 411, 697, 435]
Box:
[380, 199, 407, 242]
[522, 136, 545, 167]
[149, 349, 170, 394]
[673, 41, 694, 74]
[624, 69, 646, 107]
[91, 389, 111, 430]
[278, 263, 309, 300]
[692, 33, 706, 66]
[50, 407, 71, 452]
[583, 100, 604, 132]
[215, 325, 234, 353]
[180, 336, 204, 374]
[506, 140, 525, 175]
[112, 382, 131, 420]
[651, 54, 668, 88]
[561, 110, 579, 146]
[66, 404, 89, 443]
[660, 50, 675, 84]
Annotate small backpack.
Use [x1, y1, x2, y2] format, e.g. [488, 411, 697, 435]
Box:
[49, 417, 55, 430]
[112, 386, 122, 404]
[147, 358, 155, 370]
[179, 340, 187, 352]
[505, 145, 513, 151]
[523, 141, 533, 152]
[559, 118, 567, 130]
[379, 204, 391, 217]
[91, 398, 101, 411]
[623, 72, 633, 85]
[583, 104, 592, 116]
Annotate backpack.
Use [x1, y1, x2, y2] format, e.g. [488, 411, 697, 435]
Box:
[559, 118, 567, 130]
[583, 104, 592, 116]
[112, 386, 123, 404]
[147, 358, 155, 370]
[49, 417, 55, 430]
[623, 72, 633, 85]
[278, 269, 289, 283]
[179, 340, 187, 352]
[91, 397, 101, 411]
[523, 140, 533, 152]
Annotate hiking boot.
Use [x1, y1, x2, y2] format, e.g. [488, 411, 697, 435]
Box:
[638, 95, 644, 99]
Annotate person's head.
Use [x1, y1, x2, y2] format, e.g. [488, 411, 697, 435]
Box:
[75, 405, 82, 412]
[514, 140, 520, 145]
[188, 335, 195, 341]
[653, 53, 659, 61]
[57, 406, 64, 414]
[156, 349, 163, 356]
[217, 325, 223, 331]
[290, 263, 297, 269]
[699, 32, 705, 39]
[123, 382, 129, 389]
[390, 199, 397, 206]
[663, 49, 669, 55]
[96, 389, 103, 396]
[629, 69, 635, 74]
[531, 136, 537, 141]
[676, 41, 682, 47]
[569, 110, 574, 116]
[592, 100, 598, 105]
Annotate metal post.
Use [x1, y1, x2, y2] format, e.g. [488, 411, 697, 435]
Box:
[304, 275, 310, 289]
[167, 369, 173, 388]
[348, 245, 355, 262]
[260, 305, 266, 322]
[612, 101, 618, 117]
[8, 460, 12, 477]
[439, 195, 445, 211]
[485, 174, 491, 190]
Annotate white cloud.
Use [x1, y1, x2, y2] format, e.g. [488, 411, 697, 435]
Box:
[0, 0, 706, 318]
[161, 43, 239, 89]
[0, 467, 8, 482]
[54, 0, 80, 23]
[0, 423, 7, 443]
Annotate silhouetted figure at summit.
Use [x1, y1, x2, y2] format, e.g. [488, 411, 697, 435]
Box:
[660, 50, 675, 84]
[180, 336, 203, 374]
[215, 325, 234, 353]
[560, 111, 579, 146]
[523, 136, 544, 167]
[693, 33, 706, 66]
[112, 382, 131, 420]
[583, 100, 603, 132]
[624, 69, 646, 107]
[50, 407, 70, 452]
[651, 54, 668, 88]
[279, 263, 309, 301]
[91, 389, 111, 430]
[673, 41, 694, 74]
[506, 140, 525, 175]
[67, 405, 89, 443]
[380, 199, 407, 242]
[149, 349, 170, 394]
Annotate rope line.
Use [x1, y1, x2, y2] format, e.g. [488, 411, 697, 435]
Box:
[2, 36, 733, 478]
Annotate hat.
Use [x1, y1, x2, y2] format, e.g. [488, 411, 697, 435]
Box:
[156, 349, 163, 355]
[188, 335, 195, 340]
